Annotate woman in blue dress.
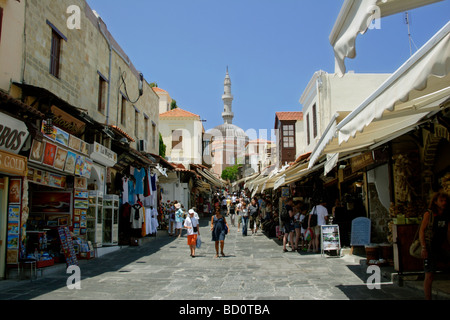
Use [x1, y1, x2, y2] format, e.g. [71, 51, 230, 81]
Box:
[210, 207, 229, 258]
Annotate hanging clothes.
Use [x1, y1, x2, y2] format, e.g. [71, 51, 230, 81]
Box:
[134, 167, 146, 195]
[151, 173, 157, 192]
[130, 203, 144, 229]
[145, 207, 152, 236]
[122, 177, 129, 204]
[151, 206, 159, 233]
[128, 179, 136, 205]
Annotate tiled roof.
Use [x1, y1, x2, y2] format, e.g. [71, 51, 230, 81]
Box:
[152, 87, 168, 94]
[160, 108, 200, 120]
[275, 112, 303, 121]
[109, 125, 135, 142]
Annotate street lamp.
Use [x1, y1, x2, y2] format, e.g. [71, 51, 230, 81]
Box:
[44, 111, 54, 134]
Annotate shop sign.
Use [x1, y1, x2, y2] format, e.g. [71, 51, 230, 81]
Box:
[0, 150, 27, 176]
[351, 152, 374, 173]
[51, 106, 85, 136]
[0, 113, 29, 155]
[89, 142, 117, 167]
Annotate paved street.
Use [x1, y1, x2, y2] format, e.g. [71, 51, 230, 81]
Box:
[0, 218, 425, 301]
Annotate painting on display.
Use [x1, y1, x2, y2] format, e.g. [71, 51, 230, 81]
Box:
[8, 179, 22, 204]
[29, 139, 45, 163]
[53, 147, 68, 171]
[64, 151, 77, 173]
[41, 120, 56, 140]
[83, 158, 93, 178]
[55, 127, 70, 147]
[74, 177, 87, 190]
[30, 192, 72, 214]
[74, 155, 85, 176]
[42, 142, 57, 167]
[80, 141, 90, 155]
[69, 135, 81, 152]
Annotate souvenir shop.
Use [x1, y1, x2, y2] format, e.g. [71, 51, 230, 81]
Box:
[8, 104, 124, 276]
[0, 111, 30, 279]
[110, 146, 160, 246]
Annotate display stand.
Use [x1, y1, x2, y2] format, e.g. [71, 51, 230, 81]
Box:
[87, 191, 103, 247]
[57, 227, 78, 267]
[321, 225, 341, 257]
[103, 195, 119, 245]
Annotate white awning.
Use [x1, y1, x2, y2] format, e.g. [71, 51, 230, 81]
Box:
[310, 21, 450, 171]
[197, 169, 225, 188]
[330, 0, 444, 76]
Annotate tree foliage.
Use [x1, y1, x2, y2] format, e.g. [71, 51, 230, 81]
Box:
[159, 133, 166, 158]
[221, 164, 240, 182]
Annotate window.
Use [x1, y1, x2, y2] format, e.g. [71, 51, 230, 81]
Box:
[282, 124, 295, 148]
[172, 130, 183, 150]
[0, 8, 3, 45]
[120, 94, 127, 126]
[306, 114, 311, 145]
[134, 109, 139, 138]
[50, 30, 62, 77]
[144, 117, 149, 141]
[312, 104, 318, 138]
[47, 20, 67, 78]
[152, 123, 156, 149]
[97, 75, 107, 114]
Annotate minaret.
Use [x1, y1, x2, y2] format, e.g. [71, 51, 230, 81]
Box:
[221, 67, 234, 124]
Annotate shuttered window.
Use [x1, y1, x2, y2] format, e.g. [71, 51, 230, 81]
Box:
[50, 30, 62, 78]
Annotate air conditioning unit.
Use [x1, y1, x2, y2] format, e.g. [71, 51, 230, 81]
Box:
[137, 140, 148, 152]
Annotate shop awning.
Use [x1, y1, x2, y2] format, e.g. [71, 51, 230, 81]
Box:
[310, 21, 450, 172]
[330, 0, 444, 76]
[197, 169, 225, 188]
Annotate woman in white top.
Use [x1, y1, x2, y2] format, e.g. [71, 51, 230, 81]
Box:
[184, 209, 200, 257]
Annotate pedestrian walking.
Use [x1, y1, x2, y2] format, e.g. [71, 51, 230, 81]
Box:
[229, 202, 236, 227]
[169, 201, 176, 236]
[308, 200, 329, 253]
[419, 191, 450, 300]
[249, 198, 260, 235]
[174, 202, 184, 238]
[210, 208, 229, 258]
[184, 209, 200, 257]
[236, 197, 243, 230]
[240, 200, 249, 236]
[282, 198, 295, 252]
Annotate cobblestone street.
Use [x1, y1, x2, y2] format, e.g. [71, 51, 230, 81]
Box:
[0, 219, 425, 301]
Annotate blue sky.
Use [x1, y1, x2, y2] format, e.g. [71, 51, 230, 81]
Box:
[86, 0, 450, 140]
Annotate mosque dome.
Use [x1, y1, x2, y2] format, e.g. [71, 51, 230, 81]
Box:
[211, 123, 248, 140]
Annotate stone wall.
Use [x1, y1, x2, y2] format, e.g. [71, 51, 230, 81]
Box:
[19, 0, 159, 153]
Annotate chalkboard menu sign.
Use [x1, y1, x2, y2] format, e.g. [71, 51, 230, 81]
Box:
[351, 217, 371, 246]
[58, 227, 78, 267]
[321, 225, 341, 254]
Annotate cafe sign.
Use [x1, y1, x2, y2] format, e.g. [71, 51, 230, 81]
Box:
[89, 142, 117, 167]
[0, 113, 29, 155]
[51, 106, 85, 136]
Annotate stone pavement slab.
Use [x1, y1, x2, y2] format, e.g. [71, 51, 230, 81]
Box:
[0, 218, 435, 300]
